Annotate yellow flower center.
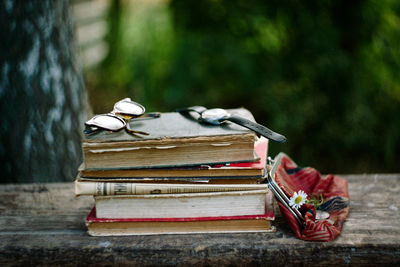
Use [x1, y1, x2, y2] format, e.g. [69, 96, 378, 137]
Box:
[294, 196, 303, 204]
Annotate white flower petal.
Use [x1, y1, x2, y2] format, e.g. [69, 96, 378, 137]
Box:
[289, 190, 308, 209]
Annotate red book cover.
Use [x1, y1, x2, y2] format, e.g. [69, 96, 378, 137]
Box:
[86, 207, 274, 223]
[207, 137, 268, 169]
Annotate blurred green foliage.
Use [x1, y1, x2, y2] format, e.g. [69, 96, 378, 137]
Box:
[86, 0, 400, 173]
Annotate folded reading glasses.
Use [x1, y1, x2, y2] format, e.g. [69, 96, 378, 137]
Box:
[85, 98, 159, 135]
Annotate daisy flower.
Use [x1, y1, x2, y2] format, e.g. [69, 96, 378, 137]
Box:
[289, 190, 308, 209]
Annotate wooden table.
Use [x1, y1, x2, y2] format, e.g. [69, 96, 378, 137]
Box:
[1, 174, 399, 265]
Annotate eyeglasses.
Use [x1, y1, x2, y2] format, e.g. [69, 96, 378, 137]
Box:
[84, 98, 159, 135]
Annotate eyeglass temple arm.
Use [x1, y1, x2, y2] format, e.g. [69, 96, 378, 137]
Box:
[125, 123, 150, 136]
[140, 112, 161, 119]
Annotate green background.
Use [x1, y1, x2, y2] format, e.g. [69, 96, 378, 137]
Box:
[86, 0, 400, 174]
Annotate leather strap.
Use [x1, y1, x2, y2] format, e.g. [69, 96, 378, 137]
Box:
[176, 106, 207, 115]
[228, 115, 286, 143]
[176, 106, 207, 122]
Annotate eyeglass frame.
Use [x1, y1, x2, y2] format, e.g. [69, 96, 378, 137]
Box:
[84, 98, 159, 135]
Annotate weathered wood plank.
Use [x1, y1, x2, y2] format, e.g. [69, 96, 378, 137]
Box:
[0, 174, 399, 265]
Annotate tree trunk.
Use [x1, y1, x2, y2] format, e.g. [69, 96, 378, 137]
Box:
[0, 0, 90, 183]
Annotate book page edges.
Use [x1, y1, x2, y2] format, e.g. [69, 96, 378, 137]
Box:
[79, 136, 267, 174]
[78, 176, 263, 184]
[83, 143, 258, 169]
[94, 189, 269, 200]
[86, 205, 275, 223]
[83, 133, 257, 147]
[87, 228, 276, 237]
[86, 221, 275, 236]
[74, 180, 269, 196]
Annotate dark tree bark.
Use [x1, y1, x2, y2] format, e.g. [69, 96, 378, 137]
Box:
[0, 0, 90, 183]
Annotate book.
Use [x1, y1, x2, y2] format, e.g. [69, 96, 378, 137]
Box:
[86, 209, 275, 236]
[75, 181, 269, 196]
[77, 176, 263, 184]
[79, 137, 268, 179]
[94, 189, 269, 219]
[82, 108, 258, 169]
[86, 190, 275, 236]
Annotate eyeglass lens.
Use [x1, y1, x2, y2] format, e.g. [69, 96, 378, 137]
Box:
[85, 98, 150, 135]
[113, 98, 145, 118]
[85, 114, 126, 131]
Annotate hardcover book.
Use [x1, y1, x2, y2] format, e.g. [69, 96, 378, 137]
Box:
[86, 190, 275, 236]
[94, 189, 270, 219]
[77, 176, 263, 184]
[82, 108, 258, 169]
[79, 137, 268, 179]
[75, 181, 270, 196]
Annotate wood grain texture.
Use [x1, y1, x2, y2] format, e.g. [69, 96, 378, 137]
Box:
[0, 174, 399, 266]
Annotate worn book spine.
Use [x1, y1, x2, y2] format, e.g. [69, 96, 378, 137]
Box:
[85, 207, 275, 236]
[94, 189, 269, 219]
[80, 137, 268, 178]
[82, 109, 259, 169]
[75, 180, 269, 196]
[82, 141, 257, 169]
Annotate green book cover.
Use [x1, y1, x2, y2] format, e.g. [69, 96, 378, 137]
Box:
[82, 108, 259, 169]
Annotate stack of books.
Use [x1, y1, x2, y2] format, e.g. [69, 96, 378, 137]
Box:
[75, 108, 275, 236]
